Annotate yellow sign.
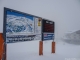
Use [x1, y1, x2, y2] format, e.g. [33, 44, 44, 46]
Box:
[38, 18, 41, 26]
[38, 22, 41, 26]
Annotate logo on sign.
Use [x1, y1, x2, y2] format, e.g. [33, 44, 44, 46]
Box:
[44, 34, 47, 37]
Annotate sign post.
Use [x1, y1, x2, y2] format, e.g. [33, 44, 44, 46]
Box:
[42, 19, 55, 54]
[39, 41, 43, 55]
[52, 41, 55, 53]
[0, 33, 6, 60]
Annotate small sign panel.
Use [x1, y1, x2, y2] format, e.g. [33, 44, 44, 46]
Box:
[6, 35, 36, 43]
[43, 33, 54, 40]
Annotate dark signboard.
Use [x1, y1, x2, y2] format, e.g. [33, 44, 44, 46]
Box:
[42, 19, 54, 33]
[42, 19, 55, 41]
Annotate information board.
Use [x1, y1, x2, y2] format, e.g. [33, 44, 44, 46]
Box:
[42, 19, 55, 41]
[3, 7, 42, 43]
[3, 7, 55, 43]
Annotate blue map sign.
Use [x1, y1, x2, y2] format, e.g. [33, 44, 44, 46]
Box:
[3, 7, 42, 43]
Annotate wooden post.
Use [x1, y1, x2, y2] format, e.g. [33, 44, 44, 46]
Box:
[0, 33, 4, 60]
[39, 41, 43, 55]
[52, 41, 55, 53]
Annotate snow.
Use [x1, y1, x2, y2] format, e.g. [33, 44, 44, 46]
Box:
[7, 40, 80, 60]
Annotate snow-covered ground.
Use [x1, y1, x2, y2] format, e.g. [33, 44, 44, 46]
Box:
[7, 40, 80, 60]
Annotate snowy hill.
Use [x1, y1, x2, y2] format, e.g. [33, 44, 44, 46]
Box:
[62, 30, 80, 45]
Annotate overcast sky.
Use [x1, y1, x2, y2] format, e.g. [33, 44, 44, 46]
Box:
[0, 0, 80, 39]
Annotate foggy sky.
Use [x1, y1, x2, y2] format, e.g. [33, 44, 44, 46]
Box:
[0, 0, 80, 40]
